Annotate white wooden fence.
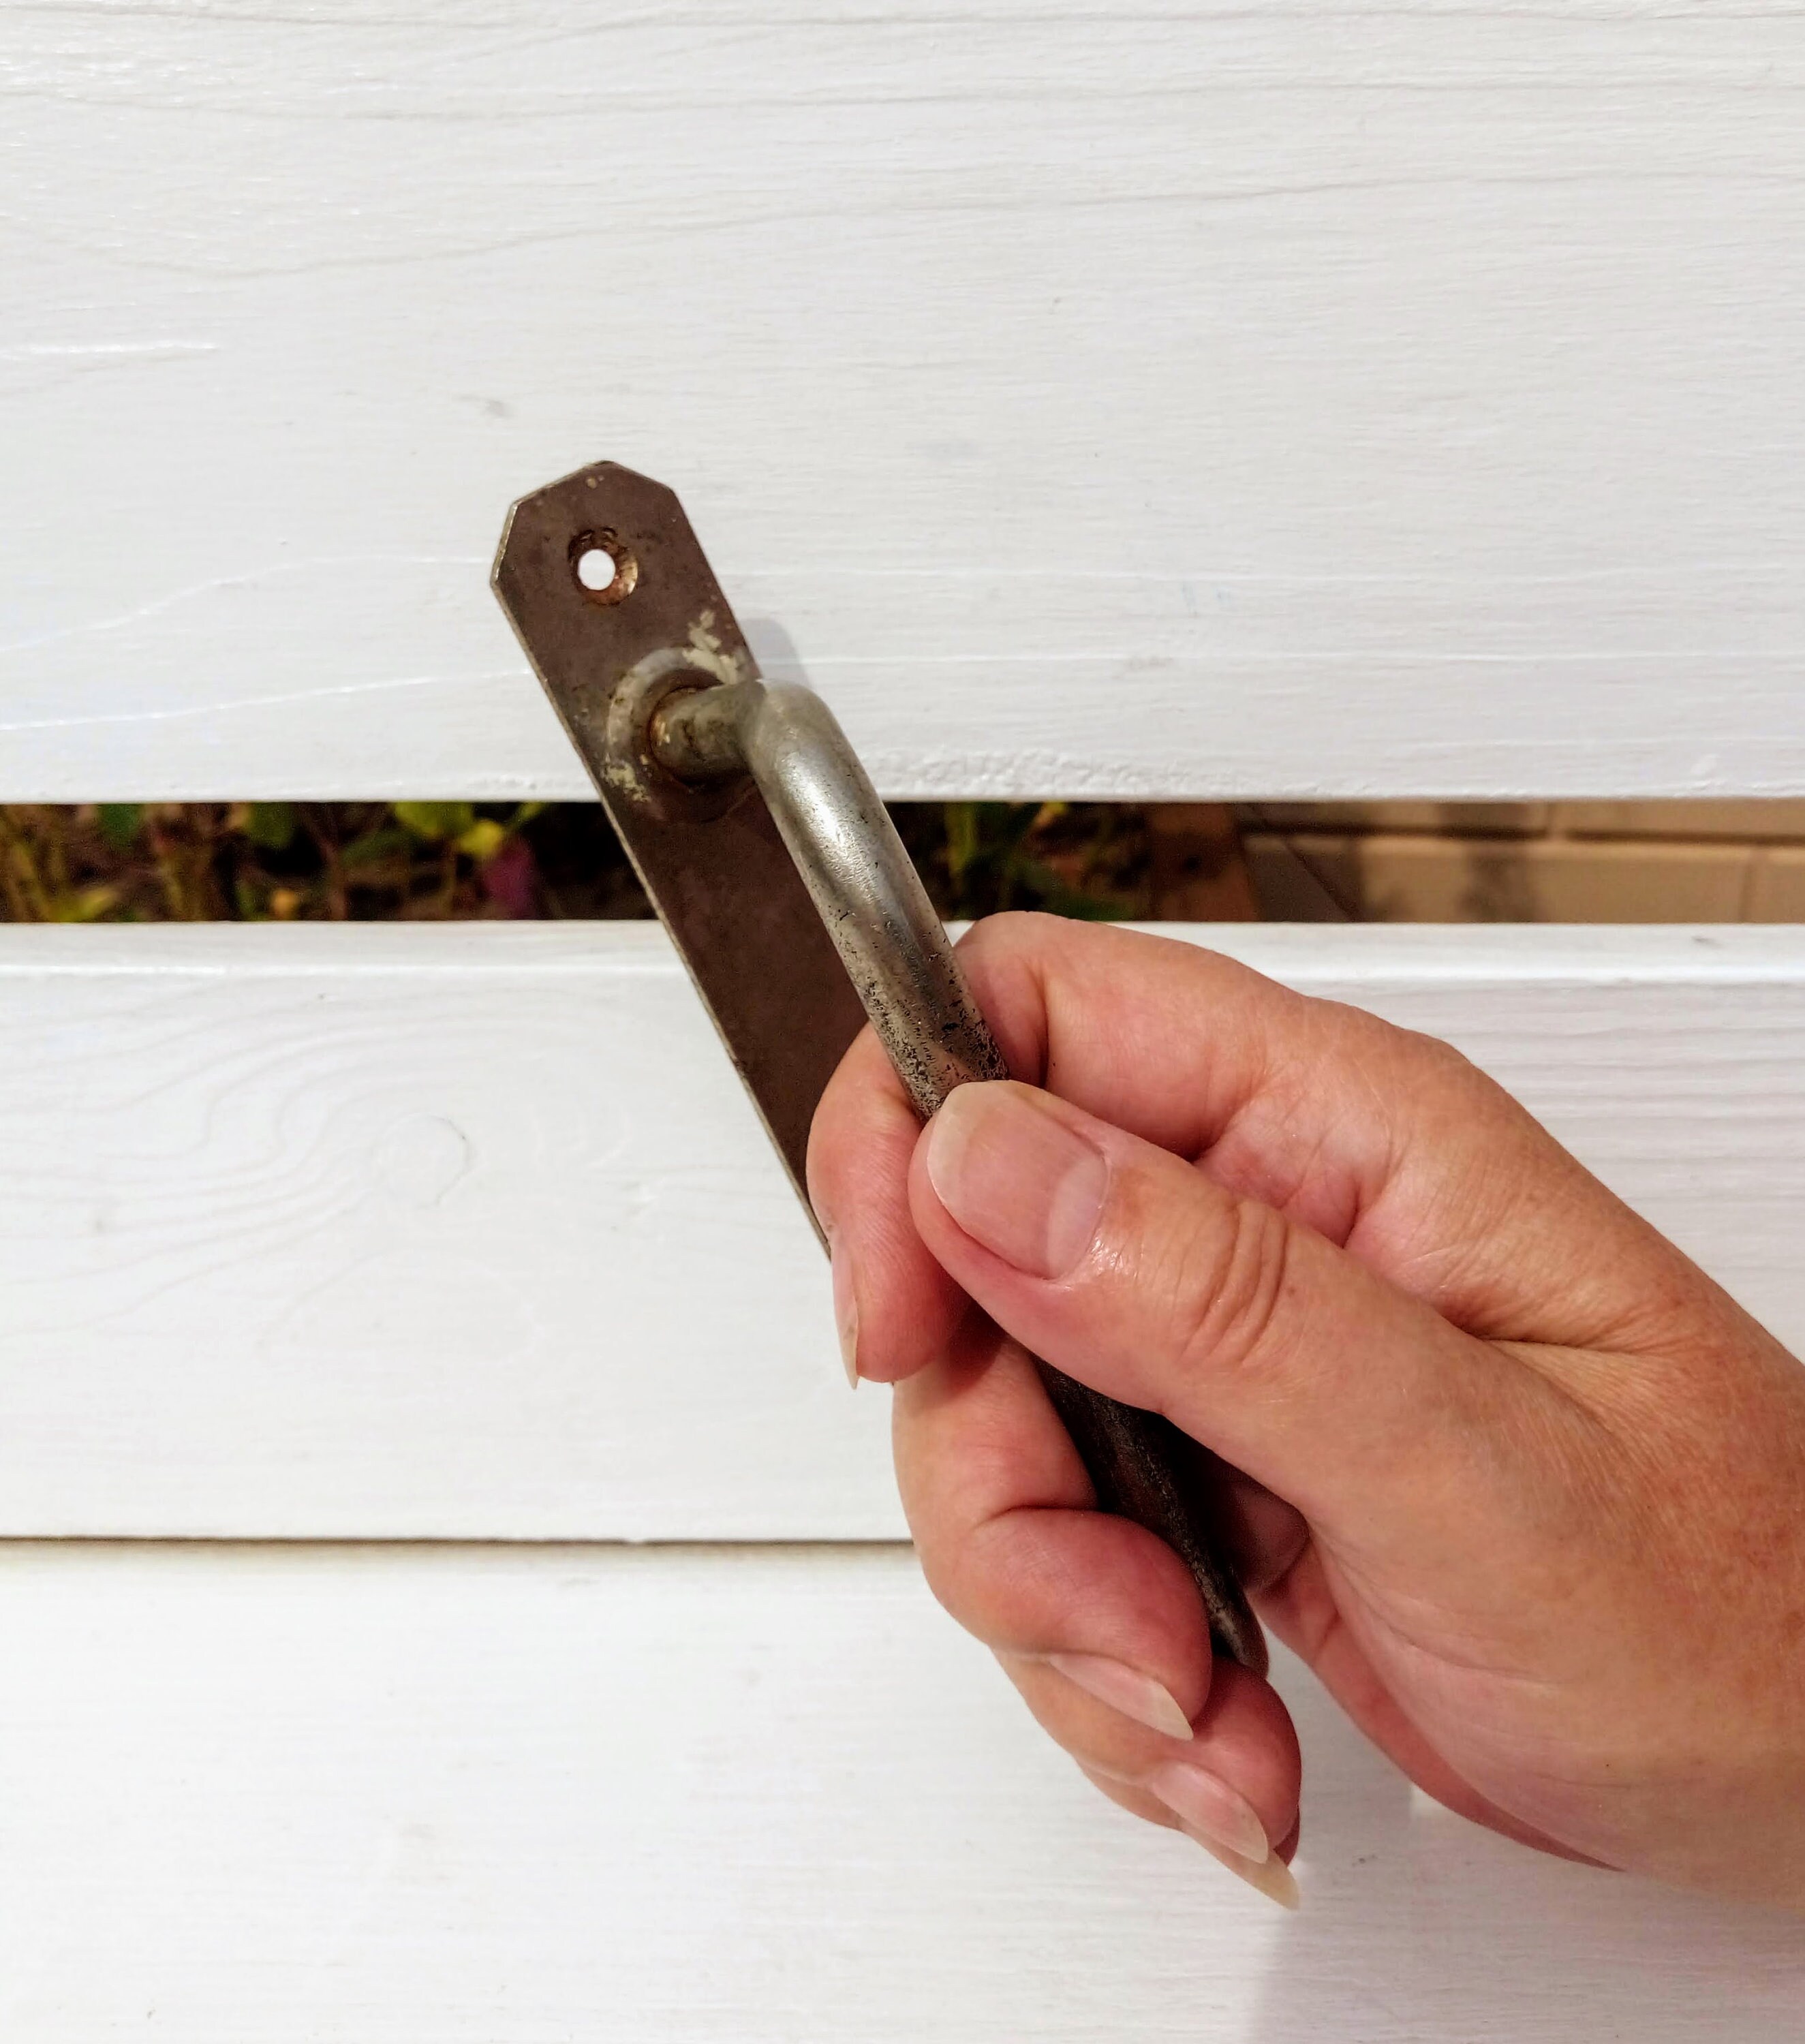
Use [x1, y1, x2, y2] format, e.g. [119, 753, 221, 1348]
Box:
[3, 3, 1804, 2034]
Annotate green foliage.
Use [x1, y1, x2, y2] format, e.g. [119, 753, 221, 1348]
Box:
[340, 826, 411, 869]
[394, 801, 476, 843]
[0, 800, 1154, 925]
[458, 818, 508, 862]
[243, 802, 296, 852]
[52, 884, 119, 924]
[904, 801, 1142, 921]
[96, 803, 144, 850]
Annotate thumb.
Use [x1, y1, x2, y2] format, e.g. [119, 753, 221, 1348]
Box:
[908, 1080, 1572, 1559]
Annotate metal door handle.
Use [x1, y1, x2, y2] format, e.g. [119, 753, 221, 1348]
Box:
[492, 461, 1263, 1672]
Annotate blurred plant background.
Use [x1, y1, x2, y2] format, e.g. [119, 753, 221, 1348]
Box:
[0, 799, 1193, 925]
[10, 799, 1794, 925]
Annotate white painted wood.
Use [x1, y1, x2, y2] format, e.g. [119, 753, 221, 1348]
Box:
[0, 1541, 1793, 2042]
[3, 919, 1803, 1539]
[5, 3, 1805, 799]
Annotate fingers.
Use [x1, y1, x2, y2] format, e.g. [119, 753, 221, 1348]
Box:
[1014, 1654, 1301, 1865]
[946, 916, 1664, 1344]
[893, 1317, 1209, 1703]
[1077, 1765, 1303, 1908]
[892, 1312, 1303, 1886]
[807, 1023, 966, 1384]
[808, 915, 1706, 1391]
[908, 1077, 1585, 1560]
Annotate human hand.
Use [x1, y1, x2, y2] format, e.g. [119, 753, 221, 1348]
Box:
[806, 914, 1805, 1912]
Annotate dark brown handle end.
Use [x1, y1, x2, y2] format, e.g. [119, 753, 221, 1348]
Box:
[1035, 1363, 1267, 1675]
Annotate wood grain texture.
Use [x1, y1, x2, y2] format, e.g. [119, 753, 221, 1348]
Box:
[4, 919, 1804, 1539]
[4, 3, 1804, 799]
[0, 1540, 1796, 2042]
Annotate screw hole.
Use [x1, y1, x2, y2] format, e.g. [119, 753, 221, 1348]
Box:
[576, 546, 617, 591]
[570, 529, 638, 606]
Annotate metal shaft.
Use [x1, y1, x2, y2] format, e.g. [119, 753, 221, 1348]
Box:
[652, 681, 1007, 1117]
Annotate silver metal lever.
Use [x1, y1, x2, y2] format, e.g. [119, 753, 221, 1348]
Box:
[651, 680, 1006, 1118]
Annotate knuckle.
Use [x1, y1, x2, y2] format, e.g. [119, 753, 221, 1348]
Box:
[916, 1508, 1023, 1643]
[954, 907, 1051, 967]
[954, 910, 1070, 1079]
[1160, 1193, 1296, 1390]
[916, 1534, 976, 1628]
[1394, 1023, 1489, 1103]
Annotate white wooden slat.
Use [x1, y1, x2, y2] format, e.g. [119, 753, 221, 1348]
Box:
[4, 3, 1805, 799]
[0, 1541, 1797, 2042]
[3, 920, 1804, 1538]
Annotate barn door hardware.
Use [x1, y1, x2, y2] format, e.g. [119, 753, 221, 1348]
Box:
[492, 462, 1263, 1671]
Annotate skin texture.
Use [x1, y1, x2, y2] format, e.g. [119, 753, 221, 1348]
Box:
[805, 914, 1805, 1912]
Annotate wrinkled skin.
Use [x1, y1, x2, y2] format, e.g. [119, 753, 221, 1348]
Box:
[807, 914, 1805, 1910]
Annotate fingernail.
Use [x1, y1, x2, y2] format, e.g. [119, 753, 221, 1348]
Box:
[1146, 1761, 1272, 1864]
[1045, 1652, 1192, 1739]
[925, 1083, 1108, 1278]
[828, 1229, 860, 1389]
[1187, 1831, 1301, 1910]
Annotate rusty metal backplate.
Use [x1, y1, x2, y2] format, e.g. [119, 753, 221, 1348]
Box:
[491, 462, 866, 1215]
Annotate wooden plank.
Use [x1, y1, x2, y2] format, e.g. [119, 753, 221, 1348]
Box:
[3, 3, 1804, 799]
[2, 920, 1804, 1539]
[0, 1541, 1796, 2041]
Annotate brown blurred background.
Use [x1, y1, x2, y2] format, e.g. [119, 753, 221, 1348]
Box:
[1238, 801, 1805, 923]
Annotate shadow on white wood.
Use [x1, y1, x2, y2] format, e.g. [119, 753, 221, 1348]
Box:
[0, 1543, 1795, 2043]
[2, 921, 1804, 1537]
[3, 3, 1804, 797]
